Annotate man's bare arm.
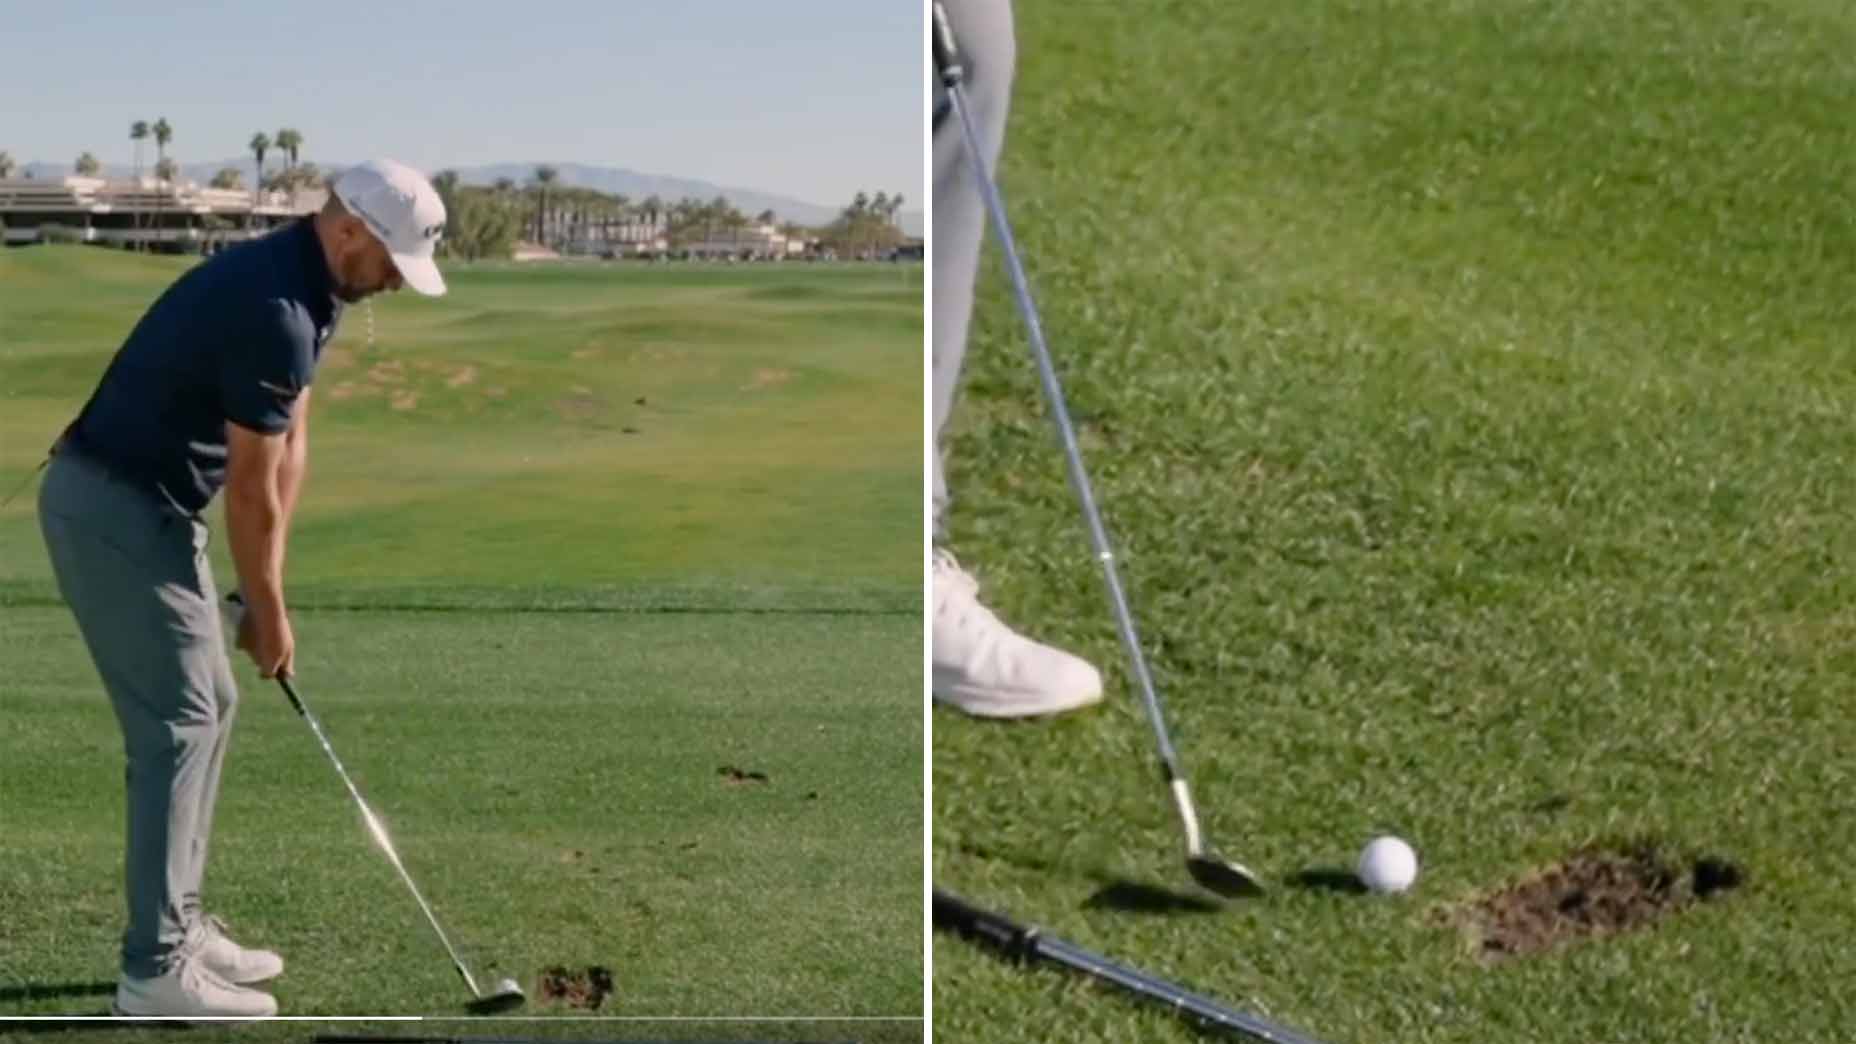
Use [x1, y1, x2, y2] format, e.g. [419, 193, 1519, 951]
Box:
[226, 420, 294, 677]
[278, 387, 311, 547]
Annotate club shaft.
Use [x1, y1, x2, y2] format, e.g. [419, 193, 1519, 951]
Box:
[278, 676, 483, 998]
[933, 891, 1324, 1044]
[314, 1039, 820, 1044]
[938, 20, 1185, 780]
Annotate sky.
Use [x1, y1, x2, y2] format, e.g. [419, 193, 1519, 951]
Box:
[2, 0, 925, 209]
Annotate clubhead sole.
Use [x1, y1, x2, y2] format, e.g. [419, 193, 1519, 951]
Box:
[465, 985, 526, 1015]
[1189, 855, 1265, 898]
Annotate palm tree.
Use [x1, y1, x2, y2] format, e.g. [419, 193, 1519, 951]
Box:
[130, 121, 150, 248]
[152, 118, 173, 252]
[640, 195, 664, 247]
[152, 117, 172, 169]
[75, 152, 101, 176]
[249, 132, 270, 200]
[533, 165, 558, 246]
[275, 128, 303, 171]
[706, 195, 732, 247]
[130, 121, 149, 180]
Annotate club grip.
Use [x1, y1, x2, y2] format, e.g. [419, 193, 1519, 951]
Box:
[931, 1, 961, 79]
[275, 674, 309, 718]
[933, 889, 1035, 959]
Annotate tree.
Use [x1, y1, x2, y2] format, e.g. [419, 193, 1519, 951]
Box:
[130, 121, 149, 179]
[0, 151, 15, 179]
[442, 185, 521, 261]
[152, 118, 172, 169]
[533, 165, 559, 246]
[757, 208, 776, 226]
[210, 167, 244, 190]
[274, 128, 303, 170]
[271, 127, 308, 217]
[249, 132, 270, 204]
[824, 189, 904, 257]
[430, 170, 461, 257]
[152, 118, 173, 252]
[75, 152, 101, 176]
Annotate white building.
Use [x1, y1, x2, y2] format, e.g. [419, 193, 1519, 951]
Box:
[0, 175, 322, 251]
[679, 222, 805, 260]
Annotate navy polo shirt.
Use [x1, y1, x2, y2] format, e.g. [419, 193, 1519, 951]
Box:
[67, 218, 343, 515]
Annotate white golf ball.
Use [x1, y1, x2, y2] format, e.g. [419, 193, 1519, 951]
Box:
[1357, 835, 1419, 894]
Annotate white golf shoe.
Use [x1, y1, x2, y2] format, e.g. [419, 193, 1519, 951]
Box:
[112, 951, 278, 1020]
[932, 549, 1103, 718]
[198, 915, 284, 985]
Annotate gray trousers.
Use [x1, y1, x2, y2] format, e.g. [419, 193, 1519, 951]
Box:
[38, 447, 238, 980]
[932, 0, 1016, 536]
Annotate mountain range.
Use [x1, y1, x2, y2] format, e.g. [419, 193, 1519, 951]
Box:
[16, 158, 921, 236]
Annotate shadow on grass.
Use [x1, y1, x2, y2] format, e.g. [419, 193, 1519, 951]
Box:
[1082, 879, 1223, 915]
[0, 981, 116, 1006]
[1287, 866, 1368, 895]
[951, 842, 1238, 915]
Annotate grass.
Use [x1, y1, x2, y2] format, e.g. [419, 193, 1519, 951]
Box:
[932, 1, 1856, 1041]
[0, 248, 923, 1042]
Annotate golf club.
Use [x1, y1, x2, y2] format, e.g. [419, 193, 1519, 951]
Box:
[934, 889, 1324, 1044]
[931, 1, 1262, 898]
[270, 662, 525, 1014]
[313, 1038, 856, 1044]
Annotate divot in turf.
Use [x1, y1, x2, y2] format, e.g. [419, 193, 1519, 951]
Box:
[1460, 841, 1744, 962]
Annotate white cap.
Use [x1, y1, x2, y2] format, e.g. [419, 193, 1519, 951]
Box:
[330, 159, 448, 296]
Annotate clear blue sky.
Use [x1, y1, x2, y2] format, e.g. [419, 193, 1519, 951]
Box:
[2, 0, 924, 209]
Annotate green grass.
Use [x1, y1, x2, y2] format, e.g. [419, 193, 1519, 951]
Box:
[933, 1, 1856, 1041]
[0, 250, 923, 1040]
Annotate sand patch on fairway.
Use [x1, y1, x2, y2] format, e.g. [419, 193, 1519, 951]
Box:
[571, 347, 602, 360]
[742, 368, 792, 391]
[1456, 841, 1742, 962]
[447, 365, 480, 388]
[486, 386, 509, 400]
[390, 391, 419, 411]
[327, 380, 382, 402]
[367, 360, 407, 385]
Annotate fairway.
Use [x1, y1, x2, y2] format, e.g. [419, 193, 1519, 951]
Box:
[0, 248, 922, 1040]
[933, 2, 1856, 1042]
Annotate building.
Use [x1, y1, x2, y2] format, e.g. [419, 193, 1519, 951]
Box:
[553, 213, 671, 259]
[677, 222, 805, 260]
[0, 174, 321, 252]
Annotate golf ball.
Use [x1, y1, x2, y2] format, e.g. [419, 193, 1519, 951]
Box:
[1357, 835, 1418, 893]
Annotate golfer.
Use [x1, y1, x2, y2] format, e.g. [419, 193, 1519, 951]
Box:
[38, 159, 447, 1018]
[932, 0, 1102, 719]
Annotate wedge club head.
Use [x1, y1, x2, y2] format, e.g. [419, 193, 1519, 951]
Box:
[464, 977, 526, 1015]
[1189, 854, 1265, 898]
